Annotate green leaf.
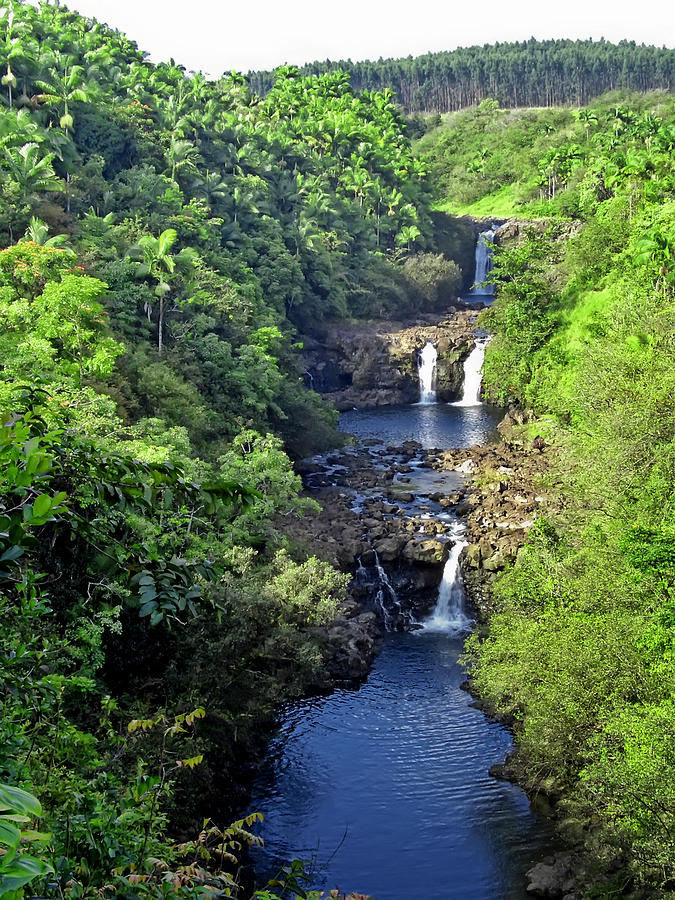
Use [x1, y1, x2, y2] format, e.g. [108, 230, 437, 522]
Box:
[32, 494, 52, 519]
[0, 818, 21, 847]
[0, 854, 53, 892]
[0, 545, 23, 563]
[0, 784, 41, 818]
[139, 599, 157, 617]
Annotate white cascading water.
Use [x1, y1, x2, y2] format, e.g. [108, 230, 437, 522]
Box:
[373, 551, 405, 631]
[452, 336, 489, 407]
[423, 533, 470, 633]
[417, 341, 437, 404]
[470, 229, 496, 297]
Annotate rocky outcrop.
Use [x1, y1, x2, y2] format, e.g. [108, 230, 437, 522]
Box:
[494, 218, 583, 249]
[425, 410, 554, 616]
[321, 602, 381, 684]
[526, 852, 582, 899]
[285, 440, 463, 650]
[301, 309, 478, 410]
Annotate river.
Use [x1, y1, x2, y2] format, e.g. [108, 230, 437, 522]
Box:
[247, 349, 553, 899]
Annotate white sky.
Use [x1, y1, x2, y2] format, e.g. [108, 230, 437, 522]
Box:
[48, 0, 675, 77]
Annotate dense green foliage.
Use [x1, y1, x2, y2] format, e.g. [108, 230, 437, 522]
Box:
[0, 0, 443, 896]
[416, 92, 675, 216]
[249, 39, 675, 113]
[4, 0, 675, 896]
[0, 0, 451, 452]
[451, 95, 675, 893]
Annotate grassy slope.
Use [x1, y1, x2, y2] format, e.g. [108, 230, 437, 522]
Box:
[415, 91, 675, 218]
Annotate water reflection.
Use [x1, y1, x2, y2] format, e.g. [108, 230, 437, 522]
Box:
[248, 635, 552, 900]
[340, 403, 502, 449]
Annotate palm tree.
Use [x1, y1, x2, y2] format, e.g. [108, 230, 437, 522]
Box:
[34, 54, 90, 134]
[0, 5, 31, 108]
[635, 227, 675, 296]
[191, 169, 230, 209]
[21, 216, 70, 247]
[127, 228, 198, 354]
[0, 108, 39, 149]
[35, 53, 92, 212]
[575, 108, 598, 140]
[396, 224, 422, 253]
[165, 136, 199, 183]
[2, 141, 62, 204]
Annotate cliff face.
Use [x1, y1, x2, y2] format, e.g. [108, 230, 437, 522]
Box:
[302, 308, 479, 411]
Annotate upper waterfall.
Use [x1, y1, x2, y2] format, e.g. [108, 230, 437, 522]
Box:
[417, 341, 437, 404]
[470, 229, 496, 297]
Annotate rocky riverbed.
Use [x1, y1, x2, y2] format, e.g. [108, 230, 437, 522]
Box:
[285, 408, 553, 684]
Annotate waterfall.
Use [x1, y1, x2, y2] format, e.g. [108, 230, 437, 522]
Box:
[452, 336, 489, 407]
[373, 551, 404, 631]
[470, 229, 496, 297]
[422, 538, 470, 633]
[356, 552, 408, 632]
[417, 341, 437, 404]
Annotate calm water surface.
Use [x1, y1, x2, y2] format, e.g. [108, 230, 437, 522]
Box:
[340, 403, 503, 448]
[248, 403, 552, 899]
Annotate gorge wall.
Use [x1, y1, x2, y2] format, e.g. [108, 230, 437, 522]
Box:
[302, 308, 479, 410]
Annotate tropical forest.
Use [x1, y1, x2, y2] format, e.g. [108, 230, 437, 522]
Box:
[0, 2, 674, 899]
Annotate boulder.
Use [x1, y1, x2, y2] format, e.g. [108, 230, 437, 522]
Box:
[482, 549, 509, 572]
[526, 853, 577, 898]
[373, 535, 407, 562]
[402, 539, 449, 565]
[465, 543, 482, 568]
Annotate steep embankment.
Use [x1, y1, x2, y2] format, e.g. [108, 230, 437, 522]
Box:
[430, 96, 675, 895]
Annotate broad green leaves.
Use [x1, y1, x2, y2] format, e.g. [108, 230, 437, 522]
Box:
[0, 782, 53, 896]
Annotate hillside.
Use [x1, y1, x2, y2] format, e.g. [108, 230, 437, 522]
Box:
[446, 95, 675, 894]
[249, 39, 675, 112]
[415, 90, 675, 216]
[1, 1, 675, 898]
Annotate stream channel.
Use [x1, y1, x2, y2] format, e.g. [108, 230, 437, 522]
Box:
[247, 334, 554, 899]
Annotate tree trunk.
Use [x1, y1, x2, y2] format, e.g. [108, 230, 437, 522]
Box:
[158, 297, 164, 354]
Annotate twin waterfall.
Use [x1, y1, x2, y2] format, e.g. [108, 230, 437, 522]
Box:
[417, 342, 438, 404]
[417, 337, 488, 407]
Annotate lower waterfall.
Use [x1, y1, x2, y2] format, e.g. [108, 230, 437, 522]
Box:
[422, 531, 470, 633]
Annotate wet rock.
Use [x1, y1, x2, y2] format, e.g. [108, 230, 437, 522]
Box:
[402, 539, 449, 565]
[390, 490, 415, 503]
[373, 535, 407, 562]
[526, 853, 577, 898]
